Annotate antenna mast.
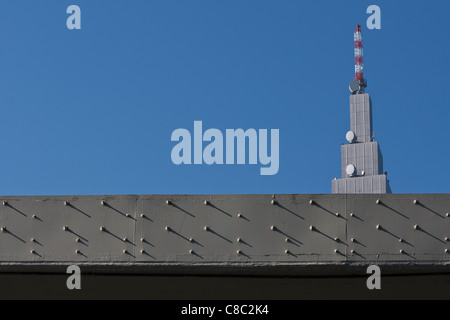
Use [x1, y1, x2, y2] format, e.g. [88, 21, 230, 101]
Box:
[354, 24, 364, 82]
[349, 24, 367, 94]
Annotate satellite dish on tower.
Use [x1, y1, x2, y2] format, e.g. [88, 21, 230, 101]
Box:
[349, 80, 360, 94]
[346, 164, 356, 177]
[346, 130, 356, 143]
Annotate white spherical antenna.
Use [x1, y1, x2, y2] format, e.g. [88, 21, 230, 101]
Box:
[346, 164, 356, 177]
[346, 131, 356, 143]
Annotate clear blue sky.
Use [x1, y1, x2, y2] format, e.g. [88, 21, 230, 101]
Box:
[0, 0, 448, 196]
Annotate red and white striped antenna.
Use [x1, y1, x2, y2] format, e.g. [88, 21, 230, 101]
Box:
[349, 24, 367, 94]
[354, 24, 363, 81]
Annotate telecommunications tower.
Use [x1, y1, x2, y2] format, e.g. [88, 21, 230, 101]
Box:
[332, 24, 392, 193]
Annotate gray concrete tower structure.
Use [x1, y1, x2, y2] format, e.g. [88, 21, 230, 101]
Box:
[331, 92, 392, 193]
[332, 24, 391, 194]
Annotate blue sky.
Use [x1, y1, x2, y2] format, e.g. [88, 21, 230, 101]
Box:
[0, 0, 448, 195]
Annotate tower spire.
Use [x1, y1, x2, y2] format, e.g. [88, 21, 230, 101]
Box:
[354, 24, 364, 81]
[349, 24, 367, 94]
